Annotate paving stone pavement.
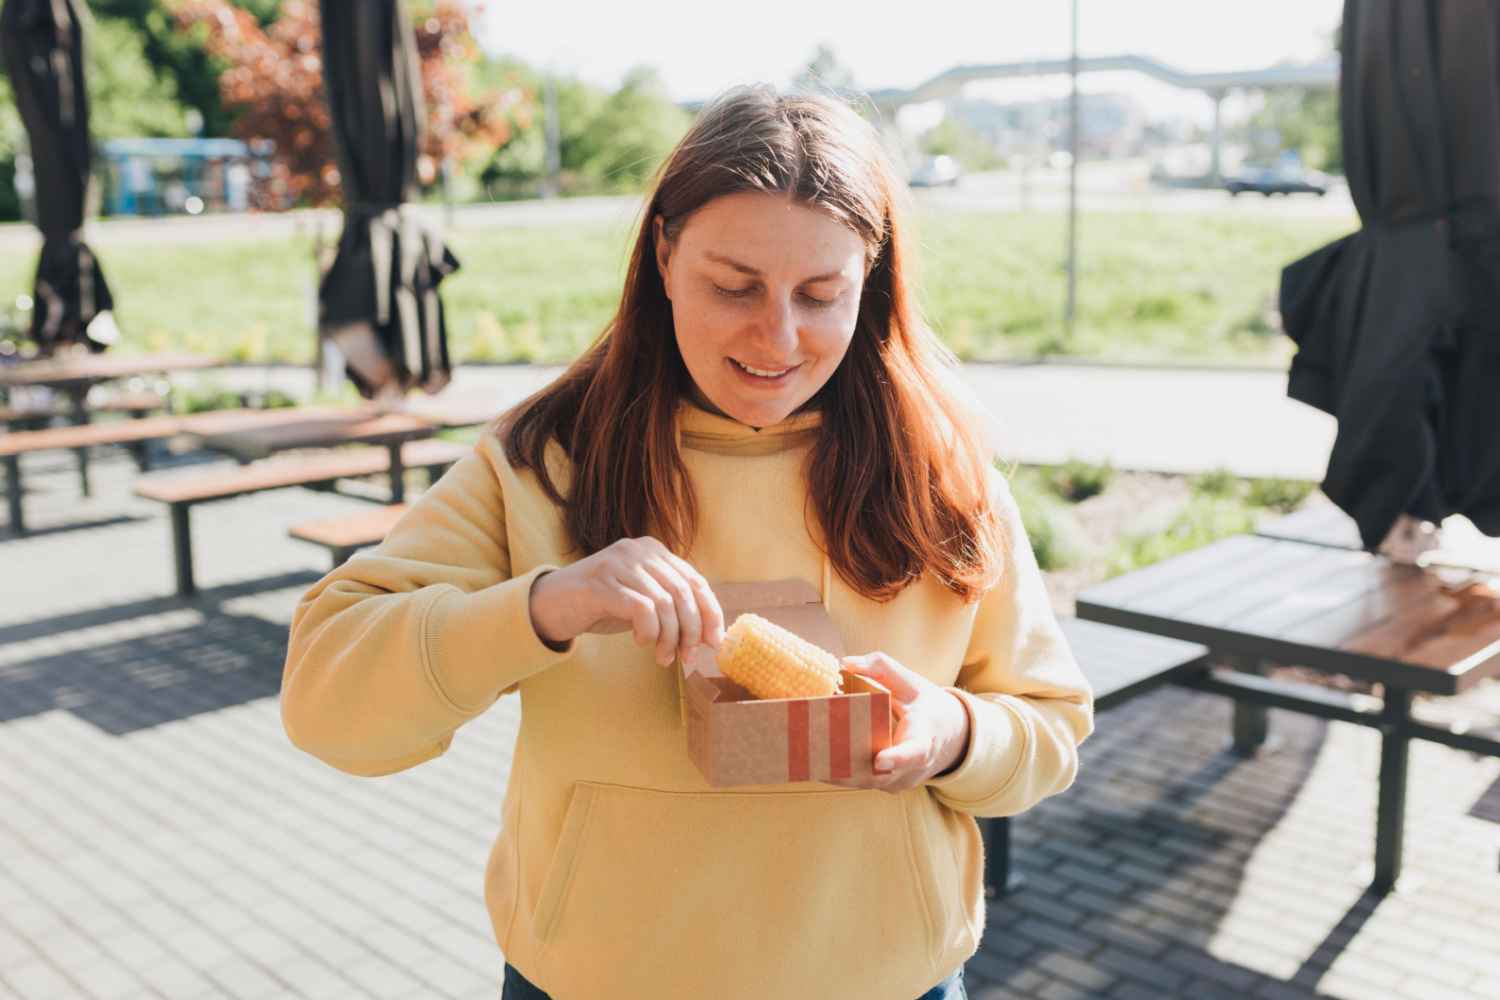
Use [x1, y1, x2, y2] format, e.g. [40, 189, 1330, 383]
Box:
[2, 441, 1499, 1000]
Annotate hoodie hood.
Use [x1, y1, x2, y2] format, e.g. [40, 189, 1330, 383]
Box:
[675, 397, 823, 456]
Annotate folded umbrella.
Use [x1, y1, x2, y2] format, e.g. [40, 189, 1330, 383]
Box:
[0, 0, 117, 355]
[317, 0, 456, 400]
[1280, 0, 1500, 549]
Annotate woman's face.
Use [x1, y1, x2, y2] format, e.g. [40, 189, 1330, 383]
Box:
[655, 191, 868, 428]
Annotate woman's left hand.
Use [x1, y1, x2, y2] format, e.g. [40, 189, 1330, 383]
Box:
[827, 652, 970, 794]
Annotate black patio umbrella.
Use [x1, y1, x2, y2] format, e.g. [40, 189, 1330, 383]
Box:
[1279, 0, 1500, 550]
[0, 0, 116, 355]
[317, 0, 456, 400]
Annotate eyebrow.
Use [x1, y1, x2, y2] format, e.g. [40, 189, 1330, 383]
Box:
[703, 251, 846, 283]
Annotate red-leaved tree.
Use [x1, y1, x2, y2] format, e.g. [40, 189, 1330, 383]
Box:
[170, 0, 527, 207]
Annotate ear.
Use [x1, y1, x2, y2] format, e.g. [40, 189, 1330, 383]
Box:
[653, 215, 672, 301]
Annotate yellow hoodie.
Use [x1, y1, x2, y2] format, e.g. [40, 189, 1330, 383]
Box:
[281, 398, 1094, 1000]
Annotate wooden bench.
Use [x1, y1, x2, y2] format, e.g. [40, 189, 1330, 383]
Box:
[2, 416, 187, 533]
[1, 406, 383, 535]
[133, 439, 470, 596]
[0, 389, 166, 427]
[0, 390, 171, 505]
[289, 503, 410, 568]
[981, 616, 1210, 897]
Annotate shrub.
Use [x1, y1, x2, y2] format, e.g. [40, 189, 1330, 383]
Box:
[1044, 459, 1116, 503]
[1190, 467, 1240, 500]
[1246, 477, 1317, 513]
[1006, 467, 1092, 571]
[1106, 495, 1256, 576]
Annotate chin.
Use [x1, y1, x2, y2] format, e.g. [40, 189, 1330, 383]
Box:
[721, 393, 799, 426]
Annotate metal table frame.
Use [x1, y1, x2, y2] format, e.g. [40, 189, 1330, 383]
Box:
[1078, 552, 1500, 895]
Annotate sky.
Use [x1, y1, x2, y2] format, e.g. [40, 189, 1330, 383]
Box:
[476, 0, 1344, 105]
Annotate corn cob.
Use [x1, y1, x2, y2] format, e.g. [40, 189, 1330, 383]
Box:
[717, 613, 844, 700]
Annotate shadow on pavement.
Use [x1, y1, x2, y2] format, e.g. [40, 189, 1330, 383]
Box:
[973, 691, 1358, 998]
[0, 513, 149, 541]
[0, 570, 318, 735]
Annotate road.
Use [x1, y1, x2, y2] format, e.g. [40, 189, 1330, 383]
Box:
[178, 359, 1335, 481]
[0, 164, 1357, 251]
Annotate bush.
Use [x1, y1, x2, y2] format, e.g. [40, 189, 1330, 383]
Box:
[1106, 495, 1256, 576]
[1043, 459, 1115, 503]
[174, 385, 245, 413]
[1190, 467, 1240, 500]
[0, 155, 19, 224]
[1247, 477, 1317, 513]
[171, 382, 297, 413]
[1006, 467, 1091, 571]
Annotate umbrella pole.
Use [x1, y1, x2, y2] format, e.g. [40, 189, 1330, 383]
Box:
[1064, 0, 1080, 349]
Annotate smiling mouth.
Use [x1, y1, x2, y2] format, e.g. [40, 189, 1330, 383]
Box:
[730, 358, 798, 378]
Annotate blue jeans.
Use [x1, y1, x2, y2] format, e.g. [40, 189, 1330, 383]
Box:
[502, 961, 966, 998]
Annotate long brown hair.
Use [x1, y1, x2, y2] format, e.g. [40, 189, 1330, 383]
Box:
[498, 84, 1005, 603]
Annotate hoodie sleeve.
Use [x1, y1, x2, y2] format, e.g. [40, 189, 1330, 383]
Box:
[280, 434, 576, 777]
[924, 467, 1096, 817]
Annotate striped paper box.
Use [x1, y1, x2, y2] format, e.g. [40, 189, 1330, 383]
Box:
[679, 579, 893, 787]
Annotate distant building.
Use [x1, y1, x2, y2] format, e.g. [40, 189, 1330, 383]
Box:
[935, 92, 1150, 159]
[97, 138, 275, 217]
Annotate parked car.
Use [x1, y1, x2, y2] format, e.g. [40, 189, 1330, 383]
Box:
[1224, 163, 1331, 197]
[909, 154, 961, 188]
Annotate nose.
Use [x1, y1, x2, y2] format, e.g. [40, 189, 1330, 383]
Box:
[755, 296, 798, 356]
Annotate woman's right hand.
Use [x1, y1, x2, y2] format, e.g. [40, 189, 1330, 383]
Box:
[527, 536, 726, 666]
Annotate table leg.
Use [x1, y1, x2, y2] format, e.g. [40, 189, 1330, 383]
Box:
[68, 389, 92, 498]
[170, 503, 196, 597]
[1373, 689, 1412, 894]
[128, 409, 151, 471]
[982, 816, 1026, 897]
[4, 454, 23, 534]
[1230, 656, 1272, 755]
[387, 444, 406, 503]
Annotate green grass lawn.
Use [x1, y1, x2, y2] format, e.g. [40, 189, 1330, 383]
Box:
[0, 206, 1353, 366]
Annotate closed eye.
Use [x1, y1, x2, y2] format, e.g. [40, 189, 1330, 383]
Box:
[713, 284, 838, 308]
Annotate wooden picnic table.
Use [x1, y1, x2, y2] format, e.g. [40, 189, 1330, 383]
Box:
[192, 411, 436, 503]
[185, 391, 499, 503]
[0, 353, 220, 499]
[0, 352, 218, 393]
[1076, 528, 1500, 893]
[394, 390, 501, 429]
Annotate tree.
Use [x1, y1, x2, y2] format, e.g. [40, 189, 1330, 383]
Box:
[0, 74, 19, 221]
[1247, 20, 1342, 173]
[793, 44, 855, 93]
[91, 1, 282, 138]
[169, 0, 527, 206]
[1248, 87, 1340, 172]
[572, 68, 689, 191]
[920, 118, 1003, 172]
[86, 14, 193, 140]
[476, 60, 687, 198]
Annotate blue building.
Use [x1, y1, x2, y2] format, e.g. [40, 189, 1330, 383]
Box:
[97, 137, 275, 217]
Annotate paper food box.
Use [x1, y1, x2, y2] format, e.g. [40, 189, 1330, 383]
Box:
[678, 579, 894, 788]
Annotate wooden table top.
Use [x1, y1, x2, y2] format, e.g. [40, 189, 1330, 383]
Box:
[0, 353, 218, 390]
[1076, 533, 1500, 695]
[195, 411, 434, 463]
[395, 391, 500, 429]
[1256, 504, 1366, 550]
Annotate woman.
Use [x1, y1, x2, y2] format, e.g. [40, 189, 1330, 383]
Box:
[282, 85, 1094, 1000]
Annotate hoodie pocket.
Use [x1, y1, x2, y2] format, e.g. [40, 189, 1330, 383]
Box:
[905, 790, 982, 951]
[530, 781, 948, 987]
